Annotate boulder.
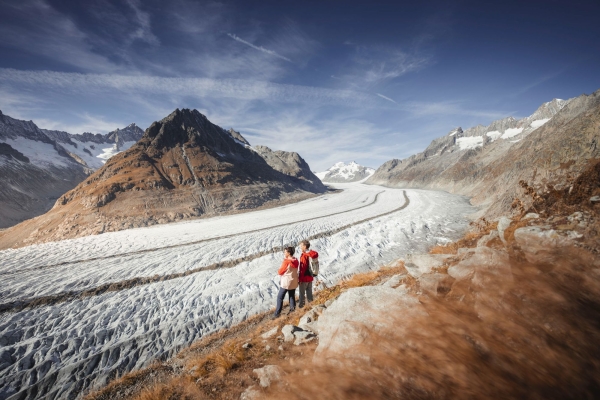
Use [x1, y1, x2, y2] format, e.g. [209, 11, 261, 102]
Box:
[240, 385, 262, 400]
[476, 230, 499, 247]
[294, 330, 317, 346]
[513, 226, 571, 265]
[313, 286, 424, 363]
[419, 273, 455, 296]
[261, 327, 278, 339]
[497, 216, 512, 244]
[299, 305, 326, 325]
[299, 311, 315, 326]
[253, 365, 284, 388]
[281, 325, 302, 343]
[380, 274, 406, 287]
[299, 321, 319, 334]
[404, 254, 452, 277]
[448, 247, 509, 281]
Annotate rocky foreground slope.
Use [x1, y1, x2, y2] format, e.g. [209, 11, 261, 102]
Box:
[367, 90, 600, 217]
[0, 109, 326, 248]
[0, 111, 143, 228]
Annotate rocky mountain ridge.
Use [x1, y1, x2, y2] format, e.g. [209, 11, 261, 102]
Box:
[316, 161, 375, 183]
[0, 109, 326, 248]
[0, 110, 144, 228]
[366, 91, 600, 217]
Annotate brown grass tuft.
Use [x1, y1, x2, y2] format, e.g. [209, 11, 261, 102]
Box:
[430, 218, 500, 254]
[134, 377, 205, 400]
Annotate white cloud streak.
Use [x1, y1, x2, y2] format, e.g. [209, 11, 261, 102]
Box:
[0, 68, 373, 106]
[227, 33, 292, 62]
[376, 93, 397, 104]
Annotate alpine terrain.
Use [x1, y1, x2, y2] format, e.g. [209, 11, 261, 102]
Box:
[316, 161, 375, 183]
[0, 109, 326, 248]
[366, 91, 600, 217]
[0, 110, 143, 228]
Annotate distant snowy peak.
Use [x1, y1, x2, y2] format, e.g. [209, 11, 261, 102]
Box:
[317, 161, 375, 183]
[106, 123, 144, 146]
[42, 123, 144, 170]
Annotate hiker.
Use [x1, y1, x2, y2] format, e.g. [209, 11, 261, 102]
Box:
[298, 239, 319, 308]
[274, 246, 299, 318]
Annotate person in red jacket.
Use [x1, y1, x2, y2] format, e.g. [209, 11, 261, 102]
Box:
[274, 246, 299, 318]
[298, 239, 318, 308]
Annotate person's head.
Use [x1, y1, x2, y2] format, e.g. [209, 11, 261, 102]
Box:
[284, 246, 295, 257]
[300, 240, 310, 251]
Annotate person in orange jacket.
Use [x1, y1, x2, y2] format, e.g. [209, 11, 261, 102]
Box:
[274, 246, 299, 318]
[298, 239, 318, 308]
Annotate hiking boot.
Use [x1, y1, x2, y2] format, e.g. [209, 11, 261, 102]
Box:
[272, 314, 280, 320]
[287, 309, 295, 315]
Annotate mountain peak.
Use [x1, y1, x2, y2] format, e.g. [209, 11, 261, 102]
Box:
[317, 161, 375, 183]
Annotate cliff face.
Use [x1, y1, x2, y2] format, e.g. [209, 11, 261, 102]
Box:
[0, 109, 326, 248]
[366, 92, 600, 217]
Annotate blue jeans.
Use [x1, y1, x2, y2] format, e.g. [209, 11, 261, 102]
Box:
[275, 287, 296, 316]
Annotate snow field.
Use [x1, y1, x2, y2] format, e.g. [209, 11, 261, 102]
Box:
[2, 138, 71, 168]
[0, 184, 473, 400]
[456, 136, 483, 150]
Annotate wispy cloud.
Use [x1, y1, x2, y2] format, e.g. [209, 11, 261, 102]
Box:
[35, 112, 129, 135]
[125, 0, 160, 45]
[227, 33, 292, 62]
[0, 0, 118, 73]
[403, 101, 511, 120]
[333, 44, 433, 90]
[0, 68, 374, 107]
[376, 93, 397, 104]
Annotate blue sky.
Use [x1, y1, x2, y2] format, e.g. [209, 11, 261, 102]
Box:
[0, 0, 599, 171]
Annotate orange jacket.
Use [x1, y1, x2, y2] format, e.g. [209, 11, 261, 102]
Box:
[299, 250, 318, 282]
[278, 258, 299, 289]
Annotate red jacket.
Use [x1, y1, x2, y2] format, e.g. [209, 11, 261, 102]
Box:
[298, 250, 318, 282]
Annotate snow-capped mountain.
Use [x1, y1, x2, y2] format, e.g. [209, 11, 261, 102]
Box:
[316, 161, 375, 183]
[0, 110, 144, 228]
[42, 123, 144, 169]
[0, 109, 326, 247]
[367, 90, 600, 217]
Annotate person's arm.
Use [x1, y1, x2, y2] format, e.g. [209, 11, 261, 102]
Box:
[308, 250, 319, 258]
[278, 260, 289, 275]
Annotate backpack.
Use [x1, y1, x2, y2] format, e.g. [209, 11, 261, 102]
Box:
[308, 256, 319, 277]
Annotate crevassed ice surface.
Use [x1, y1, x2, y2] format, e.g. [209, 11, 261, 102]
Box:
[0, 183, 474, 400]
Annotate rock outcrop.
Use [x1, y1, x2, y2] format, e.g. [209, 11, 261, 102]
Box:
[0, 109, 326, 248]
